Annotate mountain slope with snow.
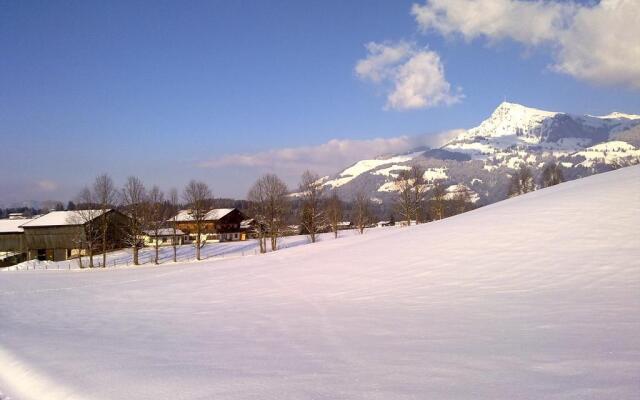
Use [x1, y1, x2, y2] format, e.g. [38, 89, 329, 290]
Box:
[1, 165, 639, 400]
[322, 102, 640, 203]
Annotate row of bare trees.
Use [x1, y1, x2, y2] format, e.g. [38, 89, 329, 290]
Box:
[394, 164, 475, 225]
[73, 174, 215, 267]
[246, 170, 377, 253]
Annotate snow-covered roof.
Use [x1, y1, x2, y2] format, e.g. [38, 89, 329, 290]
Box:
[172, 208, 235, 222]
[20, 210, 109, 228]
[144, 228, 185, 237]
[240, 219, 255, 228]
[0, 218, 33, 233]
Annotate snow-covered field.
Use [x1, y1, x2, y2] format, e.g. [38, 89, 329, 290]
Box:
[1, 166, 639, 400]
[6, 230, 365, 271]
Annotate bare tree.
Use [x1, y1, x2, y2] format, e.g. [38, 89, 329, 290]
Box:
[247, 179, 268, 253]
[353, 190, 370, 234]
[298, 170, 325, 243]
[410, 165, 428, 223]
[452, 185, 473, 215]
[325, 190, 343, 239]
[540, 162, 564, 188]
[168, 188, 180, 263]
[395, 169, 414, 226]
[146, 185, 167, 265]
[183, 180, 213, 261]
[69, 187, 101, 268]
[508, 165, 535, 197]
[247, 174, 288, 252]
[120, 176, 147, 266]
[93, 174, 118, 267]
[395, 164, 427, 226]
[429, 181, 447, 221]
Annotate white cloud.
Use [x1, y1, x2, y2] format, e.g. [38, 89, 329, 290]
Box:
[412, 0, 640, 89]
[36, 180, 58, 192]
[355, 42, 463, 110]
[199, 130, 463, 176]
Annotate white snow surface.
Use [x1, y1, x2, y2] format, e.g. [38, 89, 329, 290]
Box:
[0, 219, 32, 233]
[172, 208, 235, 222]
[573, 141, 640, 168]
[1, 166, 639, 400]
[323, 152, 422, 189]
[20, 210, 109, 227]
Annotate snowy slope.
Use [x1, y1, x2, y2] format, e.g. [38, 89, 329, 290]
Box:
[322, 152, 423, 189]
[1, 166, 639, 400]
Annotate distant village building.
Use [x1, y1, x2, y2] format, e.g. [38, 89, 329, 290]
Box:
[143, 228, 187, 247]
[336, 221, 353, 230]
[20, 210, 129, 262]
[376, 220, 394, 228]
[170, 208, 248, 242]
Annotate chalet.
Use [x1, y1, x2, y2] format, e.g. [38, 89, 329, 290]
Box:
[170, 208, 248, 242]
[20, 210, 129, 261]
[143, 228, 188, 247]
[0, 218, 32, 267]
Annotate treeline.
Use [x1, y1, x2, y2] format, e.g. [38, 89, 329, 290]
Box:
[507, 161, 565, 197]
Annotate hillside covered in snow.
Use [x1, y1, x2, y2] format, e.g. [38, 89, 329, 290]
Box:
[1, 165, 639, 400]
[319, 102, 640, 204]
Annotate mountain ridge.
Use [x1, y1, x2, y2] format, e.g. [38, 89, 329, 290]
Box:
[319, 102, 640, 204]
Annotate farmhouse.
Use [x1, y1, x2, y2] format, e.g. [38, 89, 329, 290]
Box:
[171, 208, 247, 242]
[20, 210, 129, 261]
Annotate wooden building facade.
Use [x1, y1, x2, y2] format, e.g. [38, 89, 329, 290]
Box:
[20, 210, 129, 262]
[171, 208, 248, 242]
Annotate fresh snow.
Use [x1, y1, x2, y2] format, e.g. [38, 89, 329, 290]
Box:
[20, 210, 109, 227]
[0, 219, 31, 234]
[172, 208, 235, 222]
[6, 230, 365, 271]
[1, 166, 639, 400]
[573, 141, 640, 168]
[323, 152, 422, 189]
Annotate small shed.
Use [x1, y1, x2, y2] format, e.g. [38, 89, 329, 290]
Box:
[143, 228, 187, 246]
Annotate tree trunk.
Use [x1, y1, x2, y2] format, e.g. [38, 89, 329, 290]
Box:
[88, 245, 94, 268]
[196, 231, 201, 261]
[172, 227, 177, 263]
[155, 241, 159, 265]
[133, 245, 139, 266]
[102, 220, 107, 268]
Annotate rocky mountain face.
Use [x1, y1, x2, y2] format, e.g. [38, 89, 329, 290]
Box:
[320, 102, 640, 205]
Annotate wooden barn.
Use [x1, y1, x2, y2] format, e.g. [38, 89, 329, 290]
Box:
[20, 210, 129, 261]
[0, 218, 32, 267]
[171, 208, 248, 242]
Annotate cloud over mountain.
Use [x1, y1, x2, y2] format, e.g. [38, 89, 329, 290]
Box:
[355, 41, 463, 110]
[198, 130, 463, 176]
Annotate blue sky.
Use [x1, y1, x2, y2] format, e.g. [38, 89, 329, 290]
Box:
[1, 0, 639, 204]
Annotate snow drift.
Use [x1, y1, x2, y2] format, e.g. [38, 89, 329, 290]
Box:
[1, 166, 639, 400]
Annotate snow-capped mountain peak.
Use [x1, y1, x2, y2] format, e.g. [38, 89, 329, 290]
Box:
[458, 101, 559, 142]
[319, 102, 639, 203]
